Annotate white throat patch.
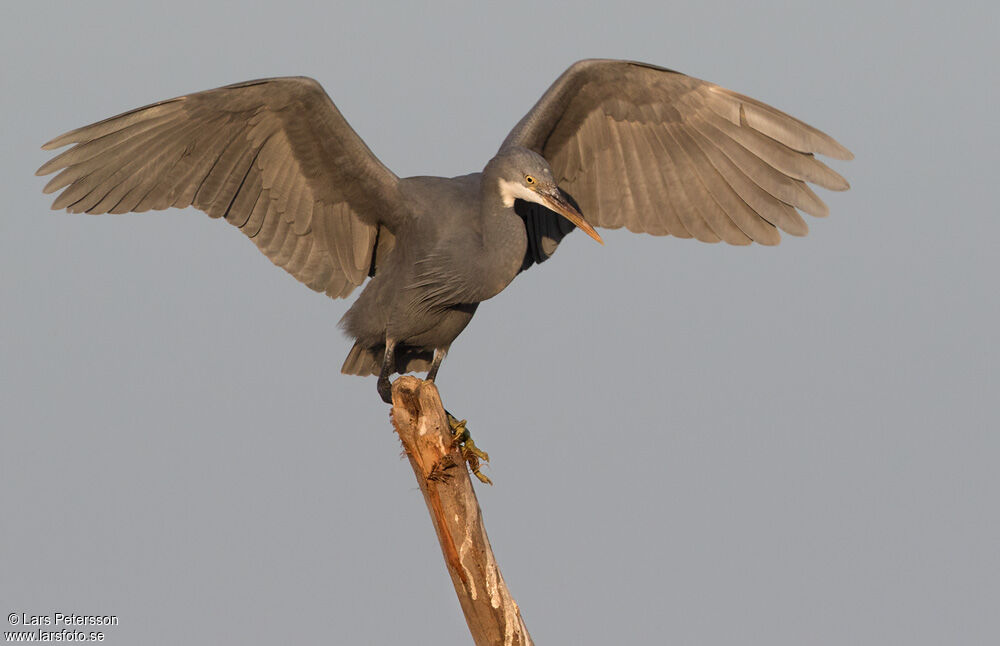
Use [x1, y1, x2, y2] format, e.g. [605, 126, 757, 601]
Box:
[497, 178, 544, 208]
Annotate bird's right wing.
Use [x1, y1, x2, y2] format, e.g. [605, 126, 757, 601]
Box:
[37, 77, 401, 298]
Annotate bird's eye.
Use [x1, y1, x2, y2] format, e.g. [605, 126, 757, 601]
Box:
[525, 175, 536, 185]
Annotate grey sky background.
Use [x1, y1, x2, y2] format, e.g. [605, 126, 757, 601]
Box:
[2, 2, 996, 644]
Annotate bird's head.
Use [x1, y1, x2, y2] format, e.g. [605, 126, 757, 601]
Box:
[489, 147, 603, 244]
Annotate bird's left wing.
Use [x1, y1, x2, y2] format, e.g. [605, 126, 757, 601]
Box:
[38, 77, 402, 298]
[502, 59, 852, 246]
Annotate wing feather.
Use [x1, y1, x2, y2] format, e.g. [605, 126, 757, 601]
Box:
[222, 158, 263, 227]
[242, 188, 271, 238]
[270, 217, 298, 267]
[130, 120, 212, 212]
[622, 108, 671, 235]
[686, 117, 808, 236]
[254, 198, 284, 254]
[636, 124, 689, 238]
[607, 121, 639, 228]
[615, 123, 656, 234]
[195, 136, 255, 216]
[669, 123, 770, 244]
[664, 123, 745, 243]
[168, 121, 235, 209]
[285, 235, 316, 279]
[694, 104, 848, 191]
[648, 124, 720, 243]
[693, 114, 830, 218]
[47, 117, 184, 211]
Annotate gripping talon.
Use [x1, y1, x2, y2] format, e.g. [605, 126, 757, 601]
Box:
[447, 412, 492, 485]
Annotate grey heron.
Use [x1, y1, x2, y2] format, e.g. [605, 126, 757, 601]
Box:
[37, 59, 851, 477]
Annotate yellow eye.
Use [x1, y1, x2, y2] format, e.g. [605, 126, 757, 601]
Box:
[525, 175, 536, 185]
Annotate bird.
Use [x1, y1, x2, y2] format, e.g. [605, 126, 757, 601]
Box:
[37, 59, 851, 478]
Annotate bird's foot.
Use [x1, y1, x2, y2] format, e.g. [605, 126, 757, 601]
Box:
[377, 376, 393, 404]
[447, 412, 492, 485]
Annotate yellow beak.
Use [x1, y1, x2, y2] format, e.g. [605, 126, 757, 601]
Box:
[537, 186, 603, 245]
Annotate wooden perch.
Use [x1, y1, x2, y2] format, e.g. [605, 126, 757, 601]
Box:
[390, 376, 533, 646]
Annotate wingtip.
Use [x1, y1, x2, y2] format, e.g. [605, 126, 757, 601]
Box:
[827, 171, 851, 192]
[828, 143, 854, 161]
[786, 220, 809, 238]
[35, 156, 62, 177]
[40, 135, 68, 151]
[41, 178, 59, 194]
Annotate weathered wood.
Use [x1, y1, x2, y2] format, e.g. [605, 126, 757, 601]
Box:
[390, 376, 533, 646]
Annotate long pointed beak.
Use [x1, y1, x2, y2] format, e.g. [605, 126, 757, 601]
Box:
[538, 187, 603, 245]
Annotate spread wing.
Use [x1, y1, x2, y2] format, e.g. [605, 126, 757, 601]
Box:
[37, 77, 402, 298]
[503, 59, 853, 246]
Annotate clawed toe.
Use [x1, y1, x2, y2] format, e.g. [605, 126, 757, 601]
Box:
[447, 412, 492, 485]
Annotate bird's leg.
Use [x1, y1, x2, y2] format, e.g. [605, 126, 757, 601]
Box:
[445, 411, 492, 485]
[410, 343, 493, 484]
[426, 348, 446, 382]
[377, 339, 396, 404]
[423, 348, 489, 482]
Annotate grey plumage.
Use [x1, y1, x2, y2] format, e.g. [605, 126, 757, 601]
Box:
[37, 59, 852, 403]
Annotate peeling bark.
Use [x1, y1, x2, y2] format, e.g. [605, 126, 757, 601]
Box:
[390, 376, 533, 646]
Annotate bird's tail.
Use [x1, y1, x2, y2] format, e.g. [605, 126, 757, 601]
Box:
[340, 342, 434, 377]
[341, 342, 381, 376]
